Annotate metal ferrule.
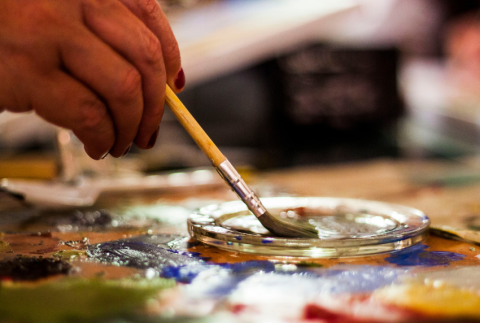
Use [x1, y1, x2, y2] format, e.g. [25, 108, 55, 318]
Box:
[216, 160, 267, 218]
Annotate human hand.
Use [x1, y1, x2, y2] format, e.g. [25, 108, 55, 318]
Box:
[0, 0, 184, 159]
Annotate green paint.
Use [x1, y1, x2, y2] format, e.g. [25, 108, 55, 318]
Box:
[0, 277, 175, 322]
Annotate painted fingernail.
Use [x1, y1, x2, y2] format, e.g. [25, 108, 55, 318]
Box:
[101, 152, 109, 160]
[147, 128, 159, 149]
[122, 144, 132, 157]
[174, 68, 185, 91]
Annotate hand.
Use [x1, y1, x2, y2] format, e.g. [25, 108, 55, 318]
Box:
[0, 0, 184, 159]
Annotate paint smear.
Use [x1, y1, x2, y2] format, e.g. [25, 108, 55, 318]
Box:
[373, 283, 480, 319]
[0, 277, 174, 323]
[87, 240, 204, 270]
[385, 244, 465, 266]
[0, 255, 72, 281]
[162, 261, 275, 285]
[411, 266, 480, 292]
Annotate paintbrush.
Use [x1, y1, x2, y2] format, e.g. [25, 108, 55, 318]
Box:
[165, 85, 318, 238]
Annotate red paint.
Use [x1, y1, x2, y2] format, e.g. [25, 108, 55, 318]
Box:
[175, 68, 185, 91]
[231, 304, 247, 314]
[304, 304, 359, 323]
[304, 296, 430, 323]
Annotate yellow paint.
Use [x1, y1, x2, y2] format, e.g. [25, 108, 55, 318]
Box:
[0, 240, 13, 253]
[373, 283, 480, 318]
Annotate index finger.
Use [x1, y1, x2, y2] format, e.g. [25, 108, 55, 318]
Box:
[119, 0, 184, 92]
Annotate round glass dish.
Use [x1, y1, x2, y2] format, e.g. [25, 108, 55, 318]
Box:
[188, 197, 430, 258]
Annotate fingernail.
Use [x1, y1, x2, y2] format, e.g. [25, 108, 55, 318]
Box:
[174, 68, 185, 91]
[147, 128, 159, 149]
[122, 144, 132, 157]
[101, 152, 109, 160]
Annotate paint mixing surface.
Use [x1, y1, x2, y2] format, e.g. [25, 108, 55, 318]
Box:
[188, 197, 430, 257]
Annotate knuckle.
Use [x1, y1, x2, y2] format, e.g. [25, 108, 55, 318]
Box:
[82, 0, 115, 11]
[142, 32, 163, 65]
[116, 68, 142, 102]
[163, 38, 180, 61]
[77, 97, 107, 131]
[146, 105, 164, 123]
[138, 0, 159, 19]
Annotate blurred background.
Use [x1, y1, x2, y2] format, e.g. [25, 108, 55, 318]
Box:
[2, 0, 480, 179]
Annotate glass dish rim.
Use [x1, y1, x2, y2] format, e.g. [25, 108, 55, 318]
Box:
[187, 196, 430, 258]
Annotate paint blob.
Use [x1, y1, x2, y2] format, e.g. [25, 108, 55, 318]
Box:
[0, 255, 72, 281]
[385, 244, 465, 266]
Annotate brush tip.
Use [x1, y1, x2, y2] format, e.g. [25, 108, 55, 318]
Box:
[257, 211, 319, 238]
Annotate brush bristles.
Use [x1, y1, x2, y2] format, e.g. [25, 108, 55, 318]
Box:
[257, 211, 319, 238]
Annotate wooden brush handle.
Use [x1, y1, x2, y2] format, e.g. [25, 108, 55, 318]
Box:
[165, 85, 226, 166]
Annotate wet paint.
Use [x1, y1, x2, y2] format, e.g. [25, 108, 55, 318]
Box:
[208, 266, 410, 322]
[157, 261, 275, 285]
[385, 244, 465, 266]
[304, 303, 369, 323]
[87, 240, 204, 270]
[0, 277, 174, 323]
[373, 283, 480, 319]
[412, 266, 480, 291]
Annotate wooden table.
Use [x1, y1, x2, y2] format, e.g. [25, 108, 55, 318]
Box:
[1, 158, 480, 322]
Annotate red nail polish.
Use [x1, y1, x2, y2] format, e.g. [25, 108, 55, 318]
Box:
[147, 128, 159, 148]
[174, 68, 185, 91]
[122, 145, 131, 157]
[101, 152, 109, 160]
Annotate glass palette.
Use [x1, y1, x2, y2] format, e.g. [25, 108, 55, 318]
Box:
[188, 197, 430, 258]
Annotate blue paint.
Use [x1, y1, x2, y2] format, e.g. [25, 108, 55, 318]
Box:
[162, 263, 408, 300]
[221, 260, 275, 273]
[235, 236, 242, 241]
[168, 249, 203, 258]
[261, 238, 274, 244]
[385, 244, 466, 266]
[162, 264, 212, 283]
[160, 260, 275, 284]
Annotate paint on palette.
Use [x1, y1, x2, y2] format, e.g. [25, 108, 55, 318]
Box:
[412, 266, 480, 291]
[162, 261, 276, 284]
[0, 277, 175, 323]
[0, 255, 72, 281]
[174, 266, 411, 321]
[304, 304, 365, 323]
[87, 234, 407, 294]
[385, 244, 465, 266]
[87, 235, 206, 270]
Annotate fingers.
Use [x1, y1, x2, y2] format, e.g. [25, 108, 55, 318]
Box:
[82, 0, 165, 148]
[59, 25, 143, 157]
[118, 0, 184, 92]
[29, 71, 115, 160]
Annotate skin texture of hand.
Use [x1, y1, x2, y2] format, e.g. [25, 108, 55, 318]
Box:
[0, 0, 184, 159]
